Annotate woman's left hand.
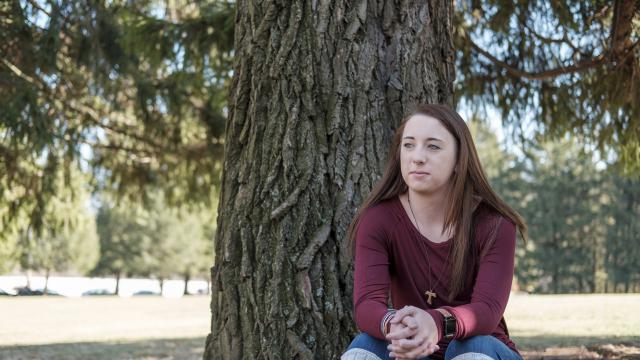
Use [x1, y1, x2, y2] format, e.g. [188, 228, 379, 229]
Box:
[385, 306, 440, 359]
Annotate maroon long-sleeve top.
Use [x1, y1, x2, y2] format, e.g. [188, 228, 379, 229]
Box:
[353, 195, 520, 359]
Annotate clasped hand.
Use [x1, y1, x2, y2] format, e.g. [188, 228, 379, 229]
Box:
[385, 306, 440, 359]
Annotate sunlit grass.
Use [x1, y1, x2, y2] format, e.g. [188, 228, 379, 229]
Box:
[0, 338, 204, 360]
[0, 296, 210, 346]
[0, 293, 638, 359]
[505, 293, 640, 349]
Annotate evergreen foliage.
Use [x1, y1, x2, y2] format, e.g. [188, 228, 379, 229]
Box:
[1, 0, 638, 293]
[455, 0, 639, 173]
[1, 0, 233, 235]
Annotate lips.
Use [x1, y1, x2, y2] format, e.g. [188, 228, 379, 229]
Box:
[410, 171, 429, 175]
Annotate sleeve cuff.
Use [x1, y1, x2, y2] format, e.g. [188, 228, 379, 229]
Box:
[372, 307, 393, 340]
[425, 309, 444, 343]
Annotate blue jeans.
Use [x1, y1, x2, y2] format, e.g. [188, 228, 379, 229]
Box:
[342, 332, 524, 360]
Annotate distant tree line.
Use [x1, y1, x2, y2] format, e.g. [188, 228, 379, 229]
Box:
[471, 120, 640, 294]
[92, 192, 215, 295]
[0, 176, 215, 295]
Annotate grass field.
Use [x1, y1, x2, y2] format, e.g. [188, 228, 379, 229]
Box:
[0, 295, 210, 360]
[0, 293, 638, 359]
[505, 293, 640, 359]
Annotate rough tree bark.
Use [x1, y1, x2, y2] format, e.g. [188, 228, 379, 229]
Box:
[205, 1, 454, 358]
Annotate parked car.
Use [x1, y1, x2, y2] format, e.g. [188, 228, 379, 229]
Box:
[14, 287, 41, 296]
[0, 288, 15, 296]
[132, 290, 160, 296]
[14, 287, 62, 296]
[35, 288, 63, 296]
[82, 289, 113, 296]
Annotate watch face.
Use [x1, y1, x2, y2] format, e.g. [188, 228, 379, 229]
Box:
[444, 317, 456, 337]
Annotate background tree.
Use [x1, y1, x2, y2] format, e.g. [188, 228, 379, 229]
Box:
[141, 194, 214, 294]
[519, 140, 604, 293]
[0, 201, 21, 274]
[16, 162, 99, 291]
[93, 201, 150, 295]
[170, 205, 216, 295]
[92, 193, 214, 294]
[605, 174, 640, 292]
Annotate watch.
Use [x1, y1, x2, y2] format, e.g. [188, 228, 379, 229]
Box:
[435, 308, 456, 339]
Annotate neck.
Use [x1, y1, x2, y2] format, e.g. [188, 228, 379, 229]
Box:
[406, 188, 449, 225]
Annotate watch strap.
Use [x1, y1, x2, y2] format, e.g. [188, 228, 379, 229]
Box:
[435, 308, 456, 339]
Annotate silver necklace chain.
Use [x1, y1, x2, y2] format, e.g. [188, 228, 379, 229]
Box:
[407, 192, 452, 301]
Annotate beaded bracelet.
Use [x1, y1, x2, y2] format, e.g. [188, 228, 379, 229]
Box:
[380, 309, 397, 336]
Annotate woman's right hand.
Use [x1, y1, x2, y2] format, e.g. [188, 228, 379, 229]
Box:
[386, 307, 440, 359]
[387, 315, 420, 359]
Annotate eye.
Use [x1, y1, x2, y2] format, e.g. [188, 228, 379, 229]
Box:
[403, 143, 413, 148]
[428, 144, 441, 150]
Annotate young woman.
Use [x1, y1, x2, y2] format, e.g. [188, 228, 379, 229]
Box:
[341, 104, 527, 360]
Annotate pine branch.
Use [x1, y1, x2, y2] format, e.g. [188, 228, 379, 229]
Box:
[92, 143, 154, 164]
[80, 114, 170, 153]
[468, 0, 638, 81]
[1, 59, 37, 84]
[468, 38, 607, 80]
[522, 21, 582, 56]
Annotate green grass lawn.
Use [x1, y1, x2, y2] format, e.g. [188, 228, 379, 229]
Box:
[0, 293, 638, 359]
[0, 295, 210, 360]
[506, 293, 640, 346]
[505, 293, 640, 359]
[0, 338, 204, 360]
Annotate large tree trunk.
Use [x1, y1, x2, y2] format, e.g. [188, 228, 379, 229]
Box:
[205, 1, 454, 358]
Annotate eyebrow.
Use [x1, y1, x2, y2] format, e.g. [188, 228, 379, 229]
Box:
[402, 136, 443, 142]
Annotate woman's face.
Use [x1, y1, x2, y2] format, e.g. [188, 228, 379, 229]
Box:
[400, 114, 457, 196]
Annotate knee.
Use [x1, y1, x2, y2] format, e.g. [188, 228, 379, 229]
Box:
[341, 333, 387, 360]
[445, 336, 495, 360]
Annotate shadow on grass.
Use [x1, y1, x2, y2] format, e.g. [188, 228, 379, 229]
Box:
[0, 337, 205, 360]
[514, 335, 640, 359]
[3, 336, 639, 360]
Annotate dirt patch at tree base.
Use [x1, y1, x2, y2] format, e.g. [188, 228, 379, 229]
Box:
[522, 343, 640, 359]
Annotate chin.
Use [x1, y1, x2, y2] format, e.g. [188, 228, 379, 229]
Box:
[408, 185, 431, 194]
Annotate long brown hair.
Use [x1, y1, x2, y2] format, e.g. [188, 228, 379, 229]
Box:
[347, 103, 527, 301]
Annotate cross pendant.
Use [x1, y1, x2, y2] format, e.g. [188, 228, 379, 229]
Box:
[425, 290, 436, 305]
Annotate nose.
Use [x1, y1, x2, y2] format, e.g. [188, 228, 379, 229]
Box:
[412, 149, 426, 164]
[413, 157, 425, 165]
